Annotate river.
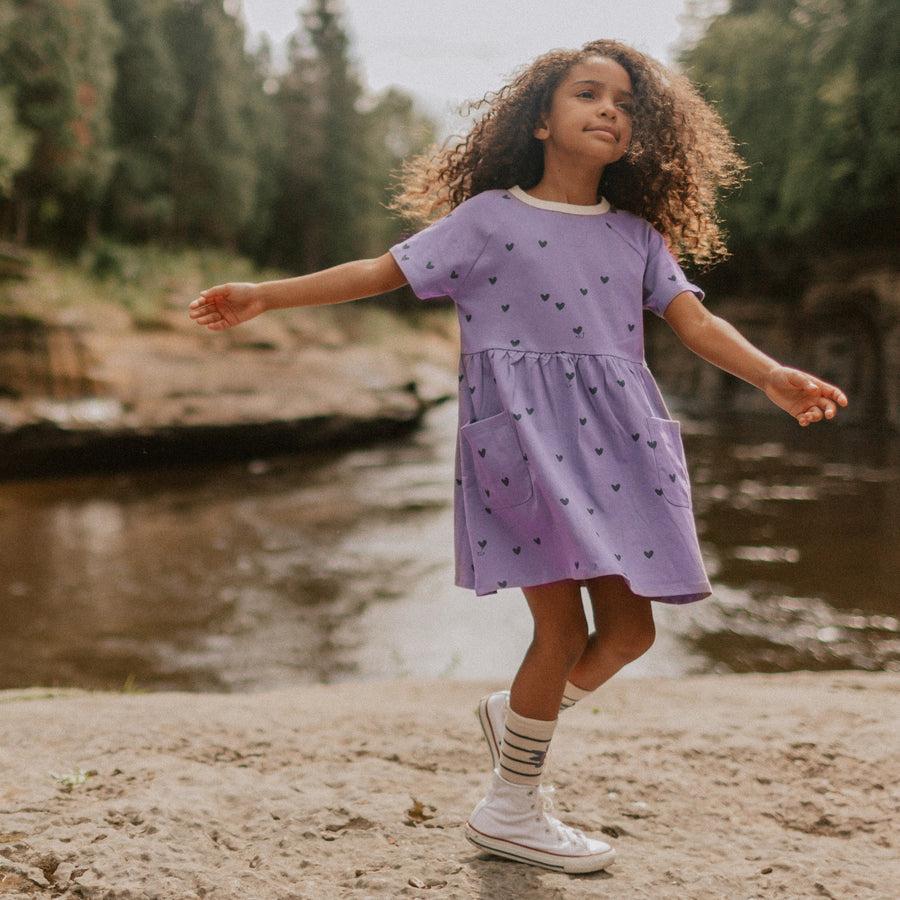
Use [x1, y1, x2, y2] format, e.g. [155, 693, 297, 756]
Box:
[1, 401, 897, 692]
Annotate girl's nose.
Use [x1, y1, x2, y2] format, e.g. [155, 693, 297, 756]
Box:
[597, 95, 617, 118]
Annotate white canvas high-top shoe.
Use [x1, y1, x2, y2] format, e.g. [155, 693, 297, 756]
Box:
[465, 771, 616, 874]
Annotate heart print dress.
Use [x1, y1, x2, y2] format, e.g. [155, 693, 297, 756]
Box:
[391, 187, 711, 603]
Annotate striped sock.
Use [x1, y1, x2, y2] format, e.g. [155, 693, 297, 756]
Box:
[560, 681, 592, 711]
[498, 708, 556, 785]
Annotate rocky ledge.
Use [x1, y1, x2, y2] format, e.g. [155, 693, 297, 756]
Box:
[0, 299, 458, 480]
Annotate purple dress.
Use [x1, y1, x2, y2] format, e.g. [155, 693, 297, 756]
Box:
[391, 187, 711, 603]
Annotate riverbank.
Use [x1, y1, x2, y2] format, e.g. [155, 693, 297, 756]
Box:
[0, 248, 460, 479]
[1, 672, 897, 899]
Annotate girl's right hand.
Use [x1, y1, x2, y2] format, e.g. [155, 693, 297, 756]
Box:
[189, 283, 266, 331]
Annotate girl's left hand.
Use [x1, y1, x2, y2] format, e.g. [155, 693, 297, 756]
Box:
[764, 367, 848, 426]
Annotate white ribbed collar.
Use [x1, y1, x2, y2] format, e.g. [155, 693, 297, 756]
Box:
[509, 185, 611, 216]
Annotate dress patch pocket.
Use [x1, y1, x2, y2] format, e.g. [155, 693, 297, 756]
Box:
[462, 411, 534, 509]
[646, 416, 692, 509]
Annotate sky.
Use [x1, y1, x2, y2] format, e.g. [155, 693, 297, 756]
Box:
[238, 1, 704, 117]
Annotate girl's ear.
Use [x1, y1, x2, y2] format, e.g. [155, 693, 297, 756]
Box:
[533, 117, 550, 141]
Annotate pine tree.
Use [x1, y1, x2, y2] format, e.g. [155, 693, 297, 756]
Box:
[0, 3, 34, 205]
[104, 0, 184, 240]
[270, 0, 435, 271]
[0, 0, 119, 246]
[163, 0, 279, 247]
[271, 0, 366, 270]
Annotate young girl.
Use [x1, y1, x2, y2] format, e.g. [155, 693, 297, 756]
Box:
[190, 40, 847, 874]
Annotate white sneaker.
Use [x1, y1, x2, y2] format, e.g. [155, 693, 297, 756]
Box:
[465, 772, 616, 874]
[476, 691, 509, 770]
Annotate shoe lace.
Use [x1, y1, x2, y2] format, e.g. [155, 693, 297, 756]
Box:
[535, 785, 592, 849]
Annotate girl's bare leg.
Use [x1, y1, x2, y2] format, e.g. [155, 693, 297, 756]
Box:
[509, 580, 589, 721]
[568, 575, 656, 692]
[468, 579, 618, 872]
[467, 578, 636, 871]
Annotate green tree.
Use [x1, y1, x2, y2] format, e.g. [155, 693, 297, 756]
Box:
[361, 87, 436, 254]
[682, 0, 900, 247]
[104, 0, 281, 250]
[0, 0, 119, 246]
[271, 0, 434, 271]
[163, 0, 280, 248]
[271, 0, 365, 270]
[0, 3, 34, 200]
[0, 85, 33, 199]
[104, 0, 184, 240]
[0, 0, 433, 262]
[235, 34, 285, 261]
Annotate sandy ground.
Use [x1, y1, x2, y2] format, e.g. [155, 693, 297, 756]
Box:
[0, 672, 898, 899]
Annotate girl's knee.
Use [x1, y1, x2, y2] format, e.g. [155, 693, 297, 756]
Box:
[586, 579, 656, 663]
[602, 606, 656, 665]
[621, 615, 655, 662]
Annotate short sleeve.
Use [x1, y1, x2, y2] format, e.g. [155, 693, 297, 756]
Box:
[642, 226, 704, 317]
[390, 193, 494, 300]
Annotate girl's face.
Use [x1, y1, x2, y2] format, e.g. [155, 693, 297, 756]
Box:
[534, 56, 634, 172]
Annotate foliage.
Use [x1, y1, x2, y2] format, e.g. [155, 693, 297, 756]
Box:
[681, 0, 900, 249]
[270, 0, 433, 270]
[0, 84, 33, 196]
[2, 0, 894, 271]
[103, 0, 185, 240]
[1, 240, 283, 329]
[162, 0, 281, 248]
[0, 0, 119, 246]
[0, 0, 433, 273]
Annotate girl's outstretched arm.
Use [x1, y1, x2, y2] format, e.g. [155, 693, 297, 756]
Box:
[664, 292, 848, 427]
[189, 252, 408, 331]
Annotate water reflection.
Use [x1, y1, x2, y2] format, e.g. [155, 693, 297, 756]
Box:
[681, 415, 900, 673]
[0, 403, 897, 692]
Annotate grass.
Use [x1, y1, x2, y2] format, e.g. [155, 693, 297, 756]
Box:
[0, 241, 284, 328]
[0, 241, 457, 351]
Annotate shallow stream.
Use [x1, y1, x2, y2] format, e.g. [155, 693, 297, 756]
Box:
[1, 401, 897, 692]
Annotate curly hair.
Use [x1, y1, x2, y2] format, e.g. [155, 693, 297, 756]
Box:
[391, 40, 745, 266]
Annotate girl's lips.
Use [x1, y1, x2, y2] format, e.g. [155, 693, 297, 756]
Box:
[586, 126, 618, 141]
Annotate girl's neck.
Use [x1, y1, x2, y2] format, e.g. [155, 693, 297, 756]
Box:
[526, 165, 603, 207]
